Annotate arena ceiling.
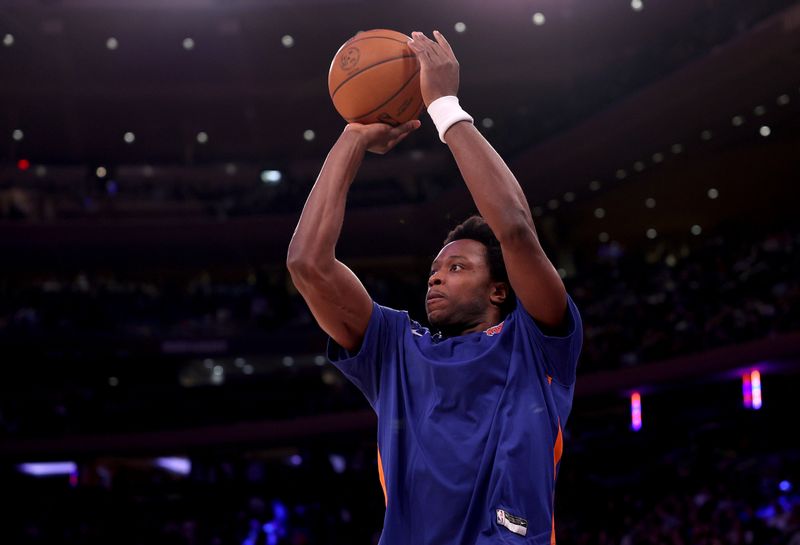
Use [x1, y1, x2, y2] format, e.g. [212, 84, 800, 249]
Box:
[0, 0, 799, 254]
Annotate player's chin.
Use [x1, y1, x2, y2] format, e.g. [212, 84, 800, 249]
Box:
[426, 307, 449, 327]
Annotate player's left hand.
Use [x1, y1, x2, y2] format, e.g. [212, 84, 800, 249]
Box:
[407, 31, 460, 108]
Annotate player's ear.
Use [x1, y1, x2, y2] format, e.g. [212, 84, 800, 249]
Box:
[489, 282, 508, 307]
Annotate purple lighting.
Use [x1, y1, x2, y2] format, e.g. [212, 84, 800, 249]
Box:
[18, 461, 77, 476]
[630, 392, 642, 432]
[155, 457, 191, 475]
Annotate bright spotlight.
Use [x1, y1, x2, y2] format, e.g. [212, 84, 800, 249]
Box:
[261, 170, 282, 184]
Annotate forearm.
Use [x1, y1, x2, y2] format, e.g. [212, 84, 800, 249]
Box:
[444, 121, 536, 242]
[287, 129, 366, 269]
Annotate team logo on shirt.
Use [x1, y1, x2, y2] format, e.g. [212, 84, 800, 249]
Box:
[484, 322, 504, 336]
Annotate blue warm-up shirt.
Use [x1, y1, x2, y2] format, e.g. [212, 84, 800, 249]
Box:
[327, 296, 582, 545]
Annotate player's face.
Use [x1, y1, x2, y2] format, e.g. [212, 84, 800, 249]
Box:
[426, 239, 496, 328]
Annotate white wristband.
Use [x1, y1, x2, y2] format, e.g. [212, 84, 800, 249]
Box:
[427, 95, 474, 143]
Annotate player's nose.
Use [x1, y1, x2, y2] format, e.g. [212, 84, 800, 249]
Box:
[428, 272, 442, 287]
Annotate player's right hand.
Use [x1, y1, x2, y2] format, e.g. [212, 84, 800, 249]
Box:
[345, 120, 421, 155]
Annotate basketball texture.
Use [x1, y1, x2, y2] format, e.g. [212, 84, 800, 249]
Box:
[328, 29, 423, 126]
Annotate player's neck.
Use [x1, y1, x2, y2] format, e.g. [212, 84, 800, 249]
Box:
[438, 316, 500, 338]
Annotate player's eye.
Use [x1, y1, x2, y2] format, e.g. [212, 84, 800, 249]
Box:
[450, 264, 463, 272]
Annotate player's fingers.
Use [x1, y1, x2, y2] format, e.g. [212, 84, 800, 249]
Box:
[411, 32, 443, 60]
[391, 119, 421, 138]
[388, 130, 413, 149]
[407, 39, 430, 64]
[433, 30, 457, 61]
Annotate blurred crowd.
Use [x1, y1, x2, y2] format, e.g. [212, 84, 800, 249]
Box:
[6, 426, 799, 545]
[2, 226, 798, 371]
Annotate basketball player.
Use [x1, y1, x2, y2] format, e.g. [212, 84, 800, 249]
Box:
[287, 31, 582, 545]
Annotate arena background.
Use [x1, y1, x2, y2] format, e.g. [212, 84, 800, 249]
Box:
[1, 0, 799, 543]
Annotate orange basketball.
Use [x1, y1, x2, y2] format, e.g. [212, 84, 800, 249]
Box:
[328, 29, 423, 126]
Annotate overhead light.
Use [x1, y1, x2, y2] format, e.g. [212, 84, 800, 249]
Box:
[196, 131, 208, 144]
[225, 163, 237, 175]
[593, 207, 606, 219]
[532, 12, 545, 26]
[631, 0, 644, 11]
[615, 169, 627, 180]
[532, 206, 544, 217]
[261, 170, 282, 184]
[12, 129, 23, 141]
[282, 356, 294, 367]
[182, 37, 195, 50]
[303, 129, 315, 141]
[123, 131, 135, 144]
[96, 166, 108, 178]
[753, 105, 766, 116]
[598, 232, 610, 243]
[2, 33, 14, 47]
[109, 376, 119, 386]
[651, 152, 664, 163]
[106, 37, 118, 50]
[589, 180, 601, 191]
[281, 35, 294, 48]
[563, 191, 575, 202]
[777, 94, 790, 106]
[481, 117, 494, 129]
[547, 198, 559, 210]
[700, 130, 713, 141]
[707, 188, 719, 199]
[731, 115, 745, 127]
[633, 161, 645, 172]
[759, 125, 771, 137]
[645, 197, 656, 209]
[690, 224, 702, 235]
[671, 143, 683, 154]
[454, 22, 467, 33]
[646, 228, 657, 239]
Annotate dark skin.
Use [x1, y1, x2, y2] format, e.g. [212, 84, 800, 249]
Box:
[426, 239, 508, 337]
[287, 30, 566, 352]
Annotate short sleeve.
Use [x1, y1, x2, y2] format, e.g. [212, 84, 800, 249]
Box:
[515, 295, 583, 386]
[326, 302, 405, 410]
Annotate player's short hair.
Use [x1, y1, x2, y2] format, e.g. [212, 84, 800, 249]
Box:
[443, 215, 517, 315]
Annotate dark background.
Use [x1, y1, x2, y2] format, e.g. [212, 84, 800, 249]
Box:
[1, 0, 799, 543]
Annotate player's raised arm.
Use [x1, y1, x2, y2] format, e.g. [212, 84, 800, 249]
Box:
[287, 121, 420, 352]
[408, 31, 567, 330]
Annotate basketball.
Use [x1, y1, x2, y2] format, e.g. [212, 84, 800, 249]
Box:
[328, 29, 423, 126]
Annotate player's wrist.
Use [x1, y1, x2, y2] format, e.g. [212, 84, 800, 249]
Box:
[342, 125, 370, 153]
[426, 95, 474, 143]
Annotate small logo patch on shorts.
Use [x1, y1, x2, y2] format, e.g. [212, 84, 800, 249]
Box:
[496, 509, 528, 536]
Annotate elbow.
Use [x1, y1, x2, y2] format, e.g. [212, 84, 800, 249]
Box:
[286, 250, 328, 287]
